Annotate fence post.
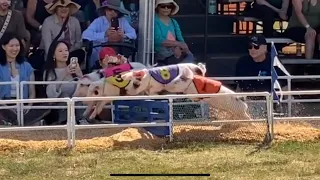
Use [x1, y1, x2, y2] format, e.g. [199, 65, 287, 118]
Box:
[265, 94, 274, 143]
[168, 98, 173, 142]
[70, 99, 76, 147]
[66, 99, 73, 148]
[19, 81, 24, 126]
[287, 77, 292, 117]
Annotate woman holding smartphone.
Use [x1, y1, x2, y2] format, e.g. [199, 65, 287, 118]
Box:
[43, 40, 89, 125]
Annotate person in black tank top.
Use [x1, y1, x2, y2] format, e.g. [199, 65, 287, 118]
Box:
[26, 0, 53, 47]
[242, 0, 291, 38]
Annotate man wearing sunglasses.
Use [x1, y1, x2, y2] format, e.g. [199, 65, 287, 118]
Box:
[235, 34, 287, 93]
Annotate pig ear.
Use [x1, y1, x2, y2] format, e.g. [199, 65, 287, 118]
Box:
[132, 70, 145, 78]
[180, 68, 193, 81]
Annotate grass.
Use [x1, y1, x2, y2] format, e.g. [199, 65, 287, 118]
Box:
[0, 142, 320, 180]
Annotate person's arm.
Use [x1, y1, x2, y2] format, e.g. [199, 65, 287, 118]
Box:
[28, 72, 36, 99]
[43, 70, 63, 98]
[24, 62, 35, 110]
[292, 0, 311, 28]
[41, 18, 53, 56]
[15, 11, 29, 42]
[172, 19, 185, 42]
[281, 0, 290, 12]
[72, 18, 83, 51]
[122, 19, 137, 40]
[45, 73, 62, 98]
[46, 83, 62, 98]
[26, 0, 41, 30]
[82, 18, 107, 42]
[256, 0, 281, 13]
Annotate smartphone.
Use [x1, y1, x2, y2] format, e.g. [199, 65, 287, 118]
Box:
[111, 18, 119, 30]
[70, 57, 78, 68]
[70, 57, 78, 79]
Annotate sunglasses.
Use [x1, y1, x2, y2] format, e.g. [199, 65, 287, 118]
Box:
[159, 4, 174, 9]
[248, 43, 260, 50]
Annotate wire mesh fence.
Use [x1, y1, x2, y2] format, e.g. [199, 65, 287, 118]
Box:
[172, 94, 270, 144]
[271, 93, 320, 142]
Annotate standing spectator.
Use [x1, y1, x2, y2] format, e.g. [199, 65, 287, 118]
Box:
[40, 0, 84, 63]
[154, 0, 195, 66]
[82, 0, 136, 70]
[242, 0, 290, 37]
[0, 33, 48, 126]
[0, 0, 30, 53]
[235, 34, 287, 92]
[26, 0, 53, 48]
[122, 0, 139, 30]
[43, 40, 88, 125]
[285, 0, 320, 59]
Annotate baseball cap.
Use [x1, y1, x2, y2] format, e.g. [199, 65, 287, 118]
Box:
[99, 47, 116, 60]
[248, 34, 267, 46]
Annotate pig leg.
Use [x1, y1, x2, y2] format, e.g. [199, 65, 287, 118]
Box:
[83, 101, 96, 118]
[92, 100, 111, 119]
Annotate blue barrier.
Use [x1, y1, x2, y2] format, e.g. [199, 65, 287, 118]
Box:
[113, 100, 170, 137]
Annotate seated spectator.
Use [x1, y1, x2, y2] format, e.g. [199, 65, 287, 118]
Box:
[71, 0, 89, 30]
[0, 33, 49, 126]
[92, 47, 117, 70]
[154, 0, 195, 66]
[235, 34, 287, 93]
[43, 40, 88, 125]
[242, 0, 290, 37]
[285, 0, 320, 59]
[40, 0, 84, 64]
[0, 0, 30, 54]
[82, 0, 137, 70]
[26, 0, 53, 48]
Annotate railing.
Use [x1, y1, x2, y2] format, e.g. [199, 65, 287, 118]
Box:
[0, 82, 20, 123]
[12, 75, 320, 125]
[19, 81, 79, 126]
[1, 90, 320, 148]
[72, 92, 271, 146]
[0, 97, 72, 147]
[212, 75, 320, 117]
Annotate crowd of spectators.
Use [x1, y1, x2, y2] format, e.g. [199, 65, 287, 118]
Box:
[0, 0, 319, 126]
[0, 0, 194, 126]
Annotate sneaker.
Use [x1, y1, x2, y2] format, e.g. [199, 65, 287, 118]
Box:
[79, 118, 90, 125]
[0, 120, 12, 126]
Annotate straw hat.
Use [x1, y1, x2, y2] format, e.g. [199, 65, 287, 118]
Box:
[45, 0, 81, 15]
[98, 0, 130, 15]
[155, 0, 179, 15]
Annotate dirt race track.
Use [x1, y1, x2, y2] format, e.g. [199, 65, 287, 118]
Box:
[0, 121, 319, 152]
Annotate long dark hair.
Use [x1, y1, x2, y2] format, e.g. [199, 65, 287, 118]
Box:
[0, 33, 25, 66]
[44, 40, 70, 81]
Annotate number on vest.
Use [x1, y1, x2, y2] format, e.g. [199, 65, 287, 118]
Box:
[160, 69, 171, 80]
[106, 74, 129, 88]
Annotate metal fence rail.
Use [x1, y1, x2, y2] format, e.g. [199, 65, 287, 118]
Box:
[16, 75, 320, 121]
[0, 77, 320, 148]
[0, 82, 20, 123]
[0, 98, 72, 147]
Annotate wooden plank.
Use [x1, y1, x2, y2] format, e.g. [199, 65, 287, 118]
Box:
[223, 0, 253, 2]
[266, 38, 294, 44]
[281, 59, 320, 65]
[238, 16, 259, 22]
